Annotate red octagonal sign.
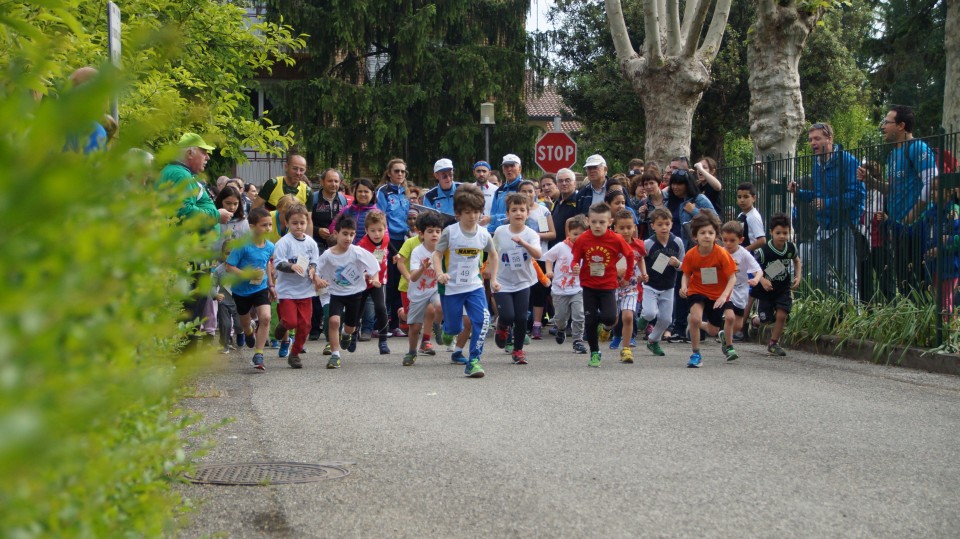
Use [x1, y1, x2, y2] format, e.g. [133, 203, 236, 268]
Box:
[535, 131, 577, 173]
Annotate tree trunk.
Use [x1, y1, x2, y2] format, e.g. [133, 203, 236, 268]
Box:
[748, 1, 822, 160]
[944, 0, 960, 132]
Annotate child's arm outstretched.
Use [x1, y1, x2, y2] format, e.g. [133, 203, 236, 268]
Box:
[716, 274, 736, 309]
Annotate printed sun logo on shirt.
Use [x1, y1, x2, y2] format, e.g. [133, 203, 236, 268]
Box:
[333, 264, 362, 287]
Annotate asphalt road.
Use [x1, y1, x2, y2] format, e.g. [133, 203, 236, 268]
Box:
[178, 331, 960, 538]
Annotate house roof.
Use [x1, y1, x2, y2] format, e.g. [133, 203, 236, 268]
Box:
[524, 72, 582, 132]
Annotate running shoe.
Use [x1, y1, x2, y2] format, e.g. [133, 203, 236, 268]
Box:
[555, 329, 566, 345]
[342, 332, 357, 353]
[629, 338, 637, 347]
[244, 332, 257, 349]
[609, 336, 622, 350]
[724, 345, 739, 361]
[287, 355, 302, 369]
[687, 352, 702, 368]
[495, 327, 509, 349]
[464, 358, 485, 378]
[402, 352, 417, 367]
[588, 351, 602, 368]
[251, 353, 265, 371]
[572, 340, 588, 354]
[326, 355, 341, 369]
[450, 351, 467, 365]
[768, 342, 786, 356]
[322, 343, 332, 355]
[278, 339, 291, 358]
[505, 342, 514, 354]
[512, 350, 528, 365]
[598, 325, 612, 342]
[619, 348, 634, 363]
[646, 341, 665, 356]
[531, 326, 542, 340]
[391, 328, 407, 338]
[440, 330, 455, 346]
[378, 340, 390, 355]
[268, 339, 280, 349]
[419, 341, 436, 356]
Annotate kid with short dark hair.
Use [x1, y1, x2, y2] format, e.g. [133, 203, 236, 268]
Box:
[401, 212, 445, 366]
[750, 212, 802, 356]
[719, 220, 762, 360]
[611, 209, 648, 363]
[356, 210, 392, 355]
[433, 185, 500, 378]
[736, 182, 766, 252]
[225, 207, 276, 371]
[544, 215, 588, 354]
[571, 202, 635, 368]
[492, 193, 541, 365]
[641, 208, 685, 356]
[679, 212, 738, 368]
[315, 216, 383, 369]
[272, 203, 322, 368]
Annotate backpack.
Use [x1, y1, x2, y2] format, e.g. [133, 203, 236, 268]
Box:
[312, 190, 348, 211]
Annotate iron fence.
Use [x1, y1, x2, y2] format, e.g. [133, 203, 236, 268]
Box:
[717, 132, 959, 347]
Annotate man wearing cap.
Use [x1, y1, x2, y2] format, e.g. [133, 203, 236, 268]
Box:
[486, 153, 525, 233]
[576, 154, 610, 214]
[157, 133, 229, 235]
[472, 161, 497, 218]
[423, 158, 461, 215]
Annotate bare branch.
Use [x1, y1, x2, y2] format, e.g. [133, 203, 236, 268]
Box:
[604, 0, 639, 64]
[698, 0, 733, 60]
[681, 0, 713, 58]
[639, 0, 664, 61]
[657, 0, 669, 45]
[666, 0, 682, 55]
[680, 0, 700, 39]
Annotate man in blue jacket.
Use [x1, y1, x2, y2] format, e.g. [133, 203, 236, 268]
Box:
[487, 153, 525, 234]
[789, 122, 865, 298]
[424, 158, 461, 215]
[576, 154, 610, 214]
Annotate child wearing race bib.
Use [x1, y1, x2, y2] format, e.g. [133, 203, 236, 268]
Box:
[315, 216, 383, 369]
[492, 193, 542, 365]
[544, 215, 588, 354]
[271, 203, 322, 369]
[679, 212, 737, 368]
[401, 212, 446, 366]
[356, 211, 392, 355]
[432, 185, 500, 378]
[641, 208, 685, 356]
[719, 220, 762, 361]
[518, 180, 555, 340]
[611, 209, 648, 364]
[749, 213, 802, 357]
[570, 202, 635, 368]
[225, 207, 276, 371]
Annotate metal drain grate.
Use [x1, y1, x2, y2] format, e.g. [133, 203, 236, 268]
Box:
[185, 462, 351, 485]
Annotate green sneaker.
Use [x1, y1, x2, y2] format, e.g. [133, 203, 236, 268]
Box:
[767, 342, 786, 356]
[724, 345, 739, 361]
[464, 358, 485, 378]
[402, 352, 417, 366]
[440, 330, 455, 346]
[322, 343, 332, 356]
[588, 351, 602, 368]
[505, 342, 514, 353]
[523, 334, 531, 345]
[646, 341, 665, 356]
[326, 355, 341, 369]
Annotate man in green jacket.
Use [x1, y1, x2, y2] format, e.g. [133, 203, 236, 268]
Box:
[158, 132, 227, 236]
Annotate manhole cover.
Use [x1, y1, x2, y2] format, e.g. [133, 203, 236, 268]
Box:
[185, 462, 351, 485]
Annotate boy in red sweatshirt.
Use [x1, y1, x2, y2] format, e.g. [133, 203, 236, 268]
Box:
[356, 211, 391, 354]
[571, 202, 634, 367]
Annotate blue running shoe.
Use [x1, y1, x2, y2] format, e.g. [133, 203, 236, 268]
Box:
[609, 336, 622, 350]
[251, 353, 265, 371]
[450, 351, 467, 365]
[278, 339, 291, 358]
[629, 338, 637, 347]
[687, 352, 702, 368]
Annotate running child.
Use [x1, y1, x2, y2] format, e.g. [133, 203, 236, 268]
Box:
[315, 216, 382, 369]
[641, 208, 685, 356]
[736, 182, 766, 252]
[356, 211, 392, 355]
[570, 202, 634, 368]
[679, 212, 738, 368]
[492, 193, 542, 365]
[225, 207, 276, 371]
[719, 220, 761, 359]
[272, 203, 322, 368]
[401, 212, 445, 366]
[611, 209, 648, 363]
[749, 212, 802, 356]
[396, 210, 440, 356]
[544, 215, 588, 354]
[432, 184, 500, 378]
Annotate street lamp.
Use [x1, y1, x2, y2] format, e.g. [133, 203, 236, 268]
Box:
[480, 102, 495, 164]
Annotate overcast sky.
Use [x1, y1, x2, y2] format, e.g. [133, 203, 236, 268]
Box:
[527, 0, 554, 33]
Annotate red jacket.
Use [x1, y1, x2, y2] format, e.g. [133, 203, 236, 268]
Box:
[357, 232, 390, 288]
[571, 229, 634, 290]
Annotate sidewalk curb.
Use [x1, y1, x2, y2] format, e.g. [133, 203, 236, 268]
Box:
[784, 334, 960, 376]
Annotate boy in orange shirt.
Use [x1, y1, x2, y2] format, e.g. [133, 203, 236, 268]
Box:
[679, 213, 737, 368]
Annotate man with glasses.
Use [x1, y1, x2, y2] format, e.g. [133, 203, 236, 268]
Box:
[788, 122, 865, 298]
[576, 154, 610, 214]
[424, 159, 461, 215]
[552, 168, 581, 245]
[487, 154, 525, 233]
[472, 161, 497, 218]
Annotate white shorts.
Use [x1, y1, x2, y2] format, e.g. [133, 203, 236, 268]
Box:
[407, 292, 440, 325]
[617, 291, 638, 313]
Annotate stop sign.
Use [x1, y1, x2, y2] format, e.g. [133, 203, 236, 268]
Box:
[534, 132, 577, 173]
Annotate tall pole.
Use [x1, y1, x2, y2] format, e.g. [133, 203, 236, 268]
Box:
[484, 126, 490, 164]
[480, 101, 495, 165]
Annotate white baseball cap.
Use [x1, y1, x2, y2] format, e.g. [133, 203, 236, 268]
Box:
[501, 154, 521, 166]
[433, 158, 454, 173]
[584, 154, 606, 168]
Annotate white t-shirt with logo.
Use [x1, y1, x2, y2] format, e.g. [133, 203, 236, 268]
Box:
[315, 245, 381, 297]
[435, 223, 492, 295]
[543, 241, 581, 296]
[407, 244, 440, 304]
[729, 246, 761, 309]
[273, 233, 321, 300]
[493, 225, 540, 293]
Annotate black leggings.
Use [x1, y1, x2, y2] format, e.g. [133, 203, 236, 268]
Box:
[494, 288, 531, 351]
[329, 292, 364, 328]
[530, 261, 548, 308]
[582, 287, 617, 352]
[386, 237, 406, 329]
[360, 286, 389, 341]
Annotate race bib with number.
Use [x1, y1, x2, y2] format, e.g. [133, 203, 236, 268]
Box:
[536, 214, 549, 232]
[652, 253, 670, 274]
[373, 248, 385, 263]
[295, 255, 307, 273]
[508, 250, 526, 271]
[701, 267, 718, 285]
[340, 264, 363, 284]
[590, 262, 606, 277]
[764, 259, 786, 280]
[455, 264, 475, 284]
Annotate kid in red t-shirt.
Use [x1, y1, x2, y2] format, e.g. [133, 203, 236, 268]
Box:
[679, 212, 737, 368]
[571, 202, 634, 367]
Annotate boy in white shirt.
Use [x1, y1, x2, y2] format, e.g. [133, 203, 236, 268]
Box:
[432, 185, 500, 378]
[492, 193, 542, 365]
[272, 204, 322, 368]
[720, 220, 762, 361]
[544, 215, 588, 354]
[315, 216, 382, 369]
[402, 212, 445, 366]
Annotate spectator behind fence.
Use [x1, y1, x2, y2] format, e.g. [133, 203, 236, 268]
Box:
[788, 122, 865, 298]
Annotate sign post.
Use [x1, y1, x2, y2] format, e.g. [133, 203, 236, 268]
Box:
[107, 2, 121, 122]
[534, 131, 577, 173]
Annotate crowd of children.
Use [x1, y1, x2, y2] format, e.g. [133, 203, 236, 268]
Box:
[210, 157, 804, 377]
